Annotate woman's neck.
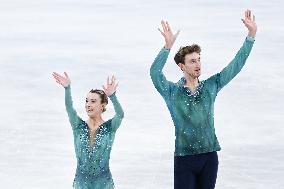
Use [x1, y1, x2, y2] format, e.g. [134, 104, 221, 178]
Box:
[87, 116, 104, 128]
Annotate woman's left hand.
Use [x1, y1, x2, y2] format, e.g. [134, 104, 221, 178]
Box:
[102, 75, 118, 96]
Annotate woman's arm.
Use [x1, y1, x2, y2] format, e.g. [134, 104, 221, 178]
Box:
[109, 93, 124, 132]
[53, 72, 80, 129]
[103, 75, 124, 132]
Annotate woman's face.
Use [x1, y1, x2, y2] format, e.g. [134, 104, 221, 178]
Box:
[85, 92, 106, 117]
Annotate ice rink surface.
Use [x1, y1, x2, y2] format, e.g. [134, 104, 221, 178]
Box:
[0, 0, 283, 188]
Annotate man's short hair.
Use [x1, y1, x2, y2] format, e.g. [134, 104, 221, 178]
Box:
[174, 44, 201, 65]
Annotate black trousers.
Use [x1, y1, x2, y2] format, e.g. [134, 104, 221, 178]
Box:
[174, 152, 218, 189]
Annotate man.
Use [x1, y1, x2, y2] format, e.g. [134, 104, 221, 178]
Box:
[150, 10, 257, 189]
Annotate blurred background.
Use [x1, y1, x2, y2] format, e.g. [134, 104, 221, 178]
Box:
[0, 0, 283, 188]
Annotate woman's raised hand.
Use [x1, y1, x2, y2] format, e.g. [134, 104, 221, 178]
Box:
[102, 75, 118, 97]
[52, 72, 71, 88]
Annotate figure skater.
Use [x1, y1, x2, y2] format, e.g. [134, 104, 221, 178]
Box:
[52, 72, 124, 189]
[150, 10, 257, 189]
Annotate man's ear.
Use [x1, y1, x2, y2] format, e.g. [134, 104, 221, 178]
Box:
[178, 63, 184, 71]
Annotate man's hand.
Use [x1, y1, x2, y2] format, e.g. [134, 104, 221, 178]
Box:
[242, 10, 257, 37]
[158, 20, 180, 49]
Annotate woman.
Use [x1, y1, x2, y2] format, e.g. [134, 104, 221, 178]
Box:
[52, 72, 124, 189]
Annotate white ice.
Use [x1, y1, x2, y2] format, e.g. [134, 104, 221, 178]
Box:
[0, 0, 283, 188]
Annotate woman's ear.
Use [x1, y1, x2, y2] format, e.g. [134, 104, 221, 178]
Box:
[101, 103, 107, 112]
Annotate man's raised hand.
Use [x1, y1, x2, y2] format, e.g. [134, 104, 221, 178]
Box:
[242, 10, 257, 37]
[158, 20, 180, 49]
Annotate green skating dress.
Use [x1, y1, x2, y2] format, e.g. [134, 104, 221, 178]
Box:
[64, 85, 124, 189]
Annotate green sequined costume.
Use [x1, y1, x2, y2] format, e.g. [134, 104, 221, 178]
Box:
[150, 37, 255, 156]
[64, 85, 124, 189]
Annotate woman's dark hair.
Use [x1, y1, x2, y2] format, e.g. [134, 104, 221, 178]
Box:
[174, 44, 201, 65]
[89, 89, 108, 112]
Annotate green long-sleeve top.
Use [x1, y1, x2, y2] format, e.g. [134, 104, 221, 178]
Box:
[64, 85, 124, 189]
[150, 37, 255, 156]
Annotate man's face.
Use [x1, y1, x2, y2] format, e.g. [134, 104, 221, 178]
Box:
[179, 52, 201, 79]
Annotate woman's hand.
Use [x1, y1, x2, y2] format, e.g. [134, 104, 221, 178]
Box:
[52, 72, 71, 88]
[102, 75, 118, 97]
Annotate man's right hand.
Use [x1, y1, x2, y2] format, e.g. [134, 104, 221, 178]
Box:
[158, 20, 180, 50]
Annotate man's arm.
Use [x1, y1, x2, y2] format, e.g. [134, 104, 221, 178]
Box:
[150, 48, 173, 97]
[210, 10, 257, 92]
[150, 21, 180, 97]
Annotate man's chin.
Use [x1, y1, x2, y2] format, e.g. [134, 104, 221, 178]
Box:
[191, 74, 200, 79]
[196, 72, 201, 78]
[86, 112, 94, 117]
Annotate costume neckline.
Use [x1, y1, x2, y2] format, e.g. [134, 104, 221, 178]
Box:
[178, 77, 204, 97]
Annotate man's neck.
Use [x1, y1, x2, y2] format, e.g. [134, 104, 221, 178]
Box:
[184, 75, 199, 92]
